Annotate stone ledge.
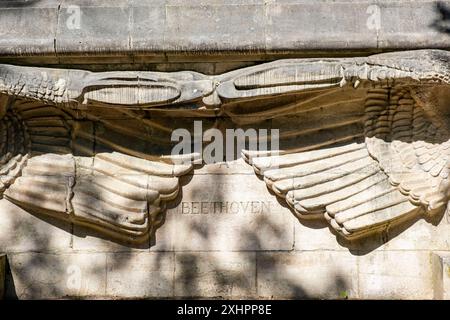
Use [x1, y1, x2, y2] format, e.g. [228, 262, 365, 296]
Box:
[4, 250, 441, 299]
[0, 0, 449, 64]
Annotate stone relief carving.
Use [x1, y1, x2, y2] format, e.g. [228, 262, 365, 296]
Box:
[0, 49, 449, 243]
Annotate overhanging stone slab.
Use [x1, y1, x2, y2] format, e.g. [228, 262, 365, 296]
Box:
[0, 0, 58, 57]
[1, 0, 450, 64]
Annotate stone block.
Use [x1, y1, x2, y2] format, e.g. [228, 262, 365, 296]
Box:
[164, 2, 266, 51]
[6, 252, 106, 299]
[378, 1, 450, 49]
[265, 2, 378, 51]
[295, 212, 450, 253]
[295, 219, 351, 252]
[431, 253, 444, 300]
[1, 0, 450, 60]
[0, 199, 72, 253]
[56, 0, 131, 55]
[129, 0, 166, 53]
[165, 170, 295, 251]
[294, 221, 383, 254]
[0, 0, 58, 56]
[106, 252, 174, 298]
[175, 252, 256, 298]
[379, 218, 440, 251]
[358, 251, 434, 299]
[257, 252, 358, 299]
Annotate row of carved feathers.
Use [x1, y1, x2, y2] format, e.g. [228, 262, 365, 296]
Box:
[0, 100, 192, 242]
[2, 85, 450, 240]
[245, 86, 450, 238]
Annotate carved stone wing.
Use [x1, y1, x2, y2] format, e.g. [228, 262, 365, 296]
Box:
[1, 50, 450, 243]
[224, 50, 450, 239]
[0, 66, 209, 243]
[0, 65, 214, 108]
[4, 151, 192, 243]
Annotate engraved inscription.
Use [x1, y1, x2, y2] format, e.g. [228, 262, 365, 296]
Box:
[169, 201, 274, 215]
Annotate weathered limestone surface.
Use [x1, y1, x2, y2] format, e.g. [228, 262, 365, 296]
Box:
[6, 252, 107, 299]
[0, 200, 72, 253]
[436, 254, 450, 299]
[1, 0, 450, 64]
[1, 0, 450, 297]
[2, 50, 450, 244]
[106, 253, 174, 298]
[165, 172, 295, 252]
[175, 252, 257, 298]
[2, 172, 450, 299]
[357, 251, 435, 299]
[257, 252, 358, 299]
[2, 49, 450, 298]
[2, 160, 450, 299]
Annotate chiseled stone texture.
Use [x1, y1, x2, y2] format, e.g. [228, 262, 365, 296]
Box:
[1, 0, 450, 63]
[6, 253, 107, 299]
[175, 252, 256, 298]
[2, 1, 450, 301]
[56, 0, 132, 55]
[358, 251, 435, 299]
[2, 162, 450, 299]
[0, 200, 72, 253]
[0, 0, 57, 56]
[257, 252, 358, 299]
[106, 253, 174, 298]
[165, 171, 296, 252]
[70, 159, 295, 252]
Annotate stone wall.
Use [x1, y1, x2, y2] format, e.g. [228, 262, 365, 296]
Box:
[2, 0, 450, 300]
[1, 159, 450, 299]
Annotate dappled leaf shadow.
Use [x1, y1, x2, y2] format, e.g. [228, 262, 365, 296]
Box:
[432, 1, 450, 33]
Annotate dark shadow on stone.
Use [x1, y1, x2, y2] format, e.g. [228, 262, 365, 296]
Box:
[336, 209, 431, 255]
[4, 256, 18, 300]
[175, 254, 199, 297]
[261, 177, 445, 255]
[268, 175, 335, 230]
[6, 202, 73, 235]
[432, 2, 450, 33]
[72, 224, 151, 249]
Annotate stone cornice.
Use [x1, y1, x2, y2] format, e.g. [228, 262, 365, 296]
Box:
[1, 0, 450, 64]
